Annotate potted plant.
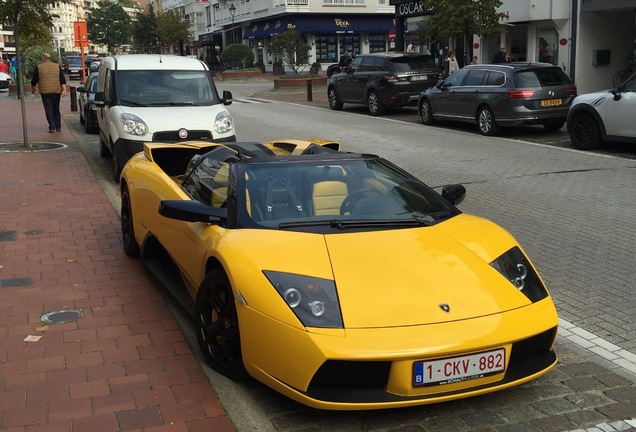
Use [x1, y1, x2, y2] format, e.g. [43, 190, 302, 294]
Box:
[273, 61, 285, 75]
[310, 62, 321, 74]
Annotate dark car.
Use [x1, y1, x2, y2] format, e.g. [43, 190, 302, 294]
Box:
[64, 55, 84, 80]
[418, 62, 577, 136]
[327, 52, 442, 116]
[77, 72, 99, 133]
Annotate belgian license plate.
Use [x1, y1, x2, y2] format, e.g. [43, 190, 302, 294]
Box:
[540, 98, 563, 107]
[411, 75, 427, 81]
[413, 348, 505, 387]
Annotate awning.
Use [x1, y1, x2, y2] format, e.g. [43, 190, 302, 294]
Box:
[243, 17, 294, 39]
[244, 15, 394, 39]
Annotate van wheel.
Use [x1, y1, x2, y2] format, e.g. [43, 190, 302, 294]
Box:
[112, 147, 122, 183]
[100, 137, 111, 158]
[368, 90, 385, 116]
[477, 106, 499, 136]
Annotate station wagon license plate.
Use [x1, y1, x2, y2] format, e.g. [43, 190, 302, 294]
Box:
[540, 98, 563, 107]
[411, 75, 428, 81]
[413, 348, 505, 387]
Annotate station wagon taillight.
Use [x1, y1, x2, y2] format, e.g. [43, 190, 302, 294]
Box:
[384, 74, 399, 83]
[508, 90, 535, 99]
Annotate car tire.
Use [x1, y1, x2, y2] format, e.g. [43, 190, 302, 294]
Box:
[112, 146, 122, 183]
[121, 185, 140, 257]
[542, 119, 565, 131]
[328, 86, 343, 110]
[419, 99, 436, 125]
[195, 269, 247, 381]
[367, 90, 386, 116]
[100, 137, 111, 158]
[477, 106, 499, 136]
[569, 112, 602, 150]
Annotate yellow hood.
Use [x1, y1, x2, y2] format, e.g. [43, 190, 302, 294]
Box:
[325, 215, 531, 328]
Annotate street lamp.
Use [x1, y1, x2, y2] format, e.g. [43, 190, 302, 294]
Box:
[229, 2, 236, 46]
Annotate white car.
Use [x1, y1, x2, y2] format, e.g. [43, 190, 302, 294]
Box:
[567, 73, 636, 149]
[0, 72, 10, 90]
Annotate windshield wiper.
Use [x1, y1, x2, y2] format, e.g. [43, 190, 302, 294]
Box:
[279, 218, 430, 230]
[119, 99, 146, 107]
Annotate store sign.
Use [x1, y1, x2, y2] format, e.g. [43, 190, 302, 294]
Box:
[395, 0, 433, 18]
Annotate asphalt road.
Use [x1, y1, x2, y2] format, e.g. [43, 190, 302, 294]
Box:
[60, 78, 636, 432]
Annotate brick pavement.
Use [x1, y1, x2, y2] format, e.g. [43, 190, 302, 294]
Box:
[0, 92, 235, 431]
[2, 84, 636, 432]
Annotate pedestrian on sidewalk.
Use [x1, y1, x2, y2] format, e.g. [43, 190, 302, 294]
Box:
[30, 52, 67, 133]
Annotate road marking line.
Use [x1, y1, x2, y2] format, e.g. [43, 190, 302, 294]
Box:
[559, 318, 636, 375]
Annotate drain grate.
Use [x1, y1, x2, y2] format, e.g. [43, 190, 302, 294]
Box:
[0, 277, 32, 288]
[0, 231, 17, 242]
[24, 230, 44, 236]
[41, 310, 82, 324]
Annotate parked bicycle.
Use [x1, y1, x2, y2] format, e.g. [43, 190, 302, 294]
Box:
[612, 54, 634, 87]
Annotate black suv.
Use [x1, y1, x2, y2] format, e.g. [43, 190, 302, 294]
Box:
[327, 52, 442, 116]
[418, 62, 577, 136]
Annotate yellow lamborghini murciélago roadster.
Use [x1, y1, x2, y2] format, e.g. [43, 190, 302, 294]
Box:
[120, 139, 559, 410]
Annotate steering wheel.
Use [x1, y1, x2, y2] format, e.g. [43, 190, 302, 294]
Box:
[340, 188, 384, 215]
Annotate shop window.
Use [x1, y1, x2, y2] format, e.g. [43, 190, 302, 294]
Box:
[369, 34, 386, 53]
[315, 35, 338, 62]
[537, 28, 558, 66]
[339, 35, 360, 56]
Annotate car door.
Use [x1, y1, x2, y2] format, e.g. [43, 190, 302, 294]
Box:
[337, 55, 365, 102]
[433, 69, 468, 118]
[454, 69, 488, 119]
[605, 76, 636, 138]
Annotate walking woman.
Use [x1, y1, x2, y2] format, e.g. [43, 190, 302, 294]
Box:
[445, 50, 459, 76]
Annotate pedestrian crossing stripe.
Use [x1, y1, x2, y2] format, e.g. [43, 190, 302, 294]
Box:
[232, 98, 275, 104]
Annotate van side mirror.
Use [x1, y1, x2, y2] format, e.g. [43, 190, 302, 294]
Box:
[222, 90, 233, 106]
[94, 92, 105, 107]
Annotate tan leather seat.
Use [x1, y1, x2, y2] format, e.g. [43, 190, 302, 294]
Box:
[312, 181, 348, 216]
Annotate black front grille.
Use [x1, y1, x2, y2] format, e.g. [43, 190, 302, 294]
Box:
[153, 130, 212, 142]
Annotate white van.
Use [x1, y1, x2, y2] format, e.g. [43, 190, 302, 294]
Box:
[94, 54, 236, 180]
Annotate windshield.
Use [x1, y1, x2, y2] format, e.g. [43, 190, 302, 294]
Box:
[67, 57, 82, 66]
[182, 153, 460, 232]
[116, 70, 218, 106]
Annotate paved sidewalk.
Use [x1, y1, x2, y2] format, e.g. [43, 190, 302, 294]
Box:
[0, 92, 235, 431]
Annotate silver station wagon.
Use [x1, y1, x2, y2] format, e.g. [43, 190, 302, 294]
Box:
[418, 63, 577, 136]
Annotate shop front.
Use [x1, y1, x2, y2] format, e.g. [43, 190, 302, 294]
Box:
[243, 14, 394, 70]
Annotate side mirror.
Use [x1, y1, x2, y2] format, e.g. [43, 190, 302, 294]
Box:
[222, 90, 233, 106]
[441, 184, 466, 206]
[94, 91, 105, 107]
[612, 89, 622, 101]
[76, 87, 87, 93]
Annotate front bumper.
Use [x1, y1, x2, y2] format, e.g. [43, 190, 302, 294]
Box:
[240, 298, 559, 410]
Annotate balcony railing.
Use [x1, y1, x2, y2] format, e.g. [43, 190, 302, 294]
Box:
[322, 0, 365, 5]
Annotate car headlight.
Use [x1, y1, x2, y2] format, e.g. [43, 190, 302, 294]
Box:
[263, 271, 343, 328]
[214, 111, 234, 135]
[490, 246, 548, 302]
[119, 113, 148, 136]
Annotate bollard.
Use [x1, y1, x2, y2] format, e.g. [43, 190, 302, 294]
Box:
[306, 79, 313, 102]
[70, 86, 77, 112]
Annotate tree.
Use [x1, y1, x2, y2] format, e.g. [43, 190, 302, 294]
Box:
[156, 9, 190, 53]
[0, 0, 57, 147]
[133, 4, 159, 53]
[269, 28, 312, 76]
[422, 0, 507, 64]
[220, 44, 254, 70]
[87, 0, 132, 53]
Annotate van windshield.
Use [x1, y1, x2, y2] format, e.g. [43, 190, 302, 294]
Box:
[117, 70, 218, 106]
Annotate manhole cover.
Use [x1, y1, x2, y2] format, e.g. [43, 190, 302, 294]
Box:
[41, 309, 82, 324]
[0, 142, 67, 152]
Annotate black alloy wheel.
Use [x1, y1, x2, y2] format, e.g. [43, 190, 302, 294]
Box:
[569, 112, 601, 150]
[367, 90, 386, 116]
[120, 185, 140, 257]
[328, 87, 343, 110]
[195, 270, 247, 380]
